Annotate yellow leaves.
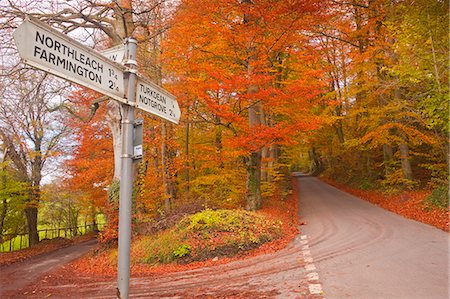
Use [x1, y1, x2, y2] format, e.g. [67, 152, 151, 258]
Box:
[359, 122, 436, 149]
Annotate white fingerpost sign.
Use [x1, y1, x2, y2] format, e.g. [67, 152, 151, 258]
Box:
[100, 44, 125, 63]
[13, 18, 126, 103]
[136, 78, 181, 124]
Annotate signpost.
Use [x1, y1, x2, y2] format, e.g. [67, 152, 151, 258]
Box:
[13, 18, 126, 103]
[13, 16, 180, 299]
[116, 38, 137, 299]
[100, 44, 125, 63]
[133, 119, 144, 160]
[136, 78, 180, 124]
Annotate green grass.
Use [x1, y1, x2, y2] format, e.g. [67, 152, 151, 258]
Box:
[424, 186, 449, 209]
[0, 235, 29, 252]
[135, 209, 283, 265]
[0, 218, 106, 252]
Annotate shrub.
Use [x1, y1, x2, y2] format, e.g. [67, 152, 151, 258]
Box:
[173, 244, 191, 258]
[142, 230, 186, 264]
[424, 186, 449, 209]
[140, 209, 282, 265]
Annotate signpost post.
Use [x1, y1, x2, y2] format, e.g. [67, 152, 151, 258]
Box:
[116, 38, 137, 299]
[13, 16, 180, 299]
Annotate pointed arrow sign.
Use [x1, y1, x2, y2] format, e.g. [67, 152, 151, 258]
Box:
[100, 44, 125, 63]
[136, 78, 180, 124]
[13, 17, 127, 103]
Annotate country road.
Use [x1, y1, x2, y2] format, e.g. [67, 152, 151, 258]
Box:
[0, 239, 98, 297]
[298, 176, 449, 299]
[1, 177, 448, 298]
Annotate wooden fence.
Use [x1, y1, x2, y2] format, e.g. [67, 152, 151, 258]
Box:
[0, 222, 105, 252]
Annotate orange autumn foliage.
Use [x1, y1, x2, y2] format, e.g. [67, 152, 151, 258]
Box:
[163, 0, 328, 150]
[64, 88, 114, 226]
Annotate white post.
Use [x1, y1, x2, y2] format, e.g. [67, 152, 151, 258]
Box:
[117, 38, 137, 299]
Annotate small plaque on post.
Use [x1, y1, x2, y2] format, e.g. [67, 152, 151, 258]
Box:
[133, 119, 143, 160]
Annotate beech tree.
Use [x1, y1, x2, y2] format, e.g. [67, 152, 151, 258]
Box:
[310, 0, 448, 189]
[164, 0, 326, 210]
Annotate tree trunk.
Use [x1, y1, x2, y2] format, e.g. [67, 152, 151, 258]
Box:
[0, 149, 8, 242]
[399, 142, 413, 180]
[262, 144, 279, 182]
[92, 210, 99, 233]
[334, 104, 345, 144]
[161, 123, 177, 211]
[261, 146, 269, 182]
[246, 150, 262, 211]
[242, 0, 262, 211]
[246, 98, 263, 211]
[25, 206, 39, 246]
[161, 123, 171, 211]
[335, 120, 345, 144]
[106, 101, 123, 180]
[383, 144, 393, 176]
[309, 147, 323, 176]
[0, 197, 7, 242]
[25, 136, 43, 246]
[185, 112, 190, 200]
[106, 0, 136, 181]
[214, 115, 224, 168]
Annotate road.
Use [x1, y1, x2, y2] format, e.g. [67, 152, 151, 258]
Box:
[1, 177, 448, 298]
[10, 233, 317, 298]
[0, 239, 97, 297]
[298, 176, 449, 299]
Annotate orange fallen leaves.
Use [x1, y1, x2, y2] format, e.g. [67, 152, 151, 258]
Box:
[321, 178, 449, 232]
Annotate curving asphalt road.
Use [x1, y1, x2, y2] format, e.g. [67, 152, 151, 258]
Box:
[15, 232, 315, 298]
[298, 176, 449, 299]
[2, 177, 448, 298]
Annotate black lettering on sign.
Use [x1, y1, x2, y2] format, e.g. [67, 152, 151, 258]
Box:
[33, 43, 102, 84]
[35, 31, 105, 73]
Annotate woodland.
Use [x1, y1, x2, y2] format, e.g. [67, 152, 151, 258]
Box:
[0, 0, 448, 260]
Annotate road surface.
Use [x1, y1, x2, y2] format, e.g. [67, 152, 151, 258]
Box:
[0, 239, 97, 297]
[1, 177, 448, 298]
[298, 176, 449, 299]
[7, 234, 317, 298]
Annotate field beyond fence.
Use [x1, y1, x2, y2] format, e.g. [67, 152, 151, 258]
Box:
[0, 222, 105, 252]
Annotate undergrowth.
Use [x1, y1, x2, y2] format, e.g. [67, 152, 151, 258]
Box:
[424, 186, 449, 209]
[134, 209, 283, 265]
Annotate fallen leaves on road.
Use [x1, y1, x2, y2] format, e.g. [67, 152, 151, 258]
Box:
[321, 178, 449, 232]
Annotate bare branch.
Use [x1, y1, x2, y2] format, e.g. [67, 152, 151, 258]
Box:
[49, 96, 109, 123]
